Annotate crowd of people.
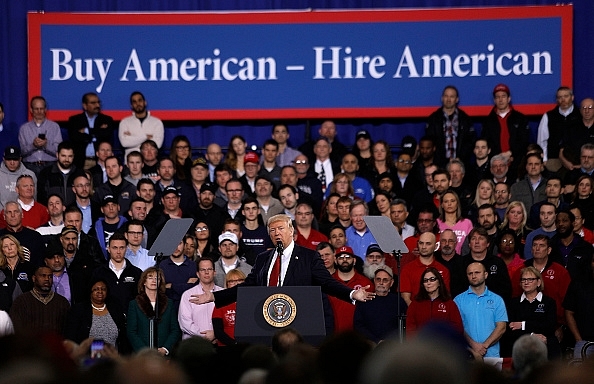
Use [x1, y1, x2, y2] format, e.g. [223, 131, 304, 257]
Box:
[0, 83, 594, 382]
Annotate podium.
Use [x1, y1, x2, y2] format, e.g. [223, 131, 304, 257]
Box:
[234, 286, 326, 346]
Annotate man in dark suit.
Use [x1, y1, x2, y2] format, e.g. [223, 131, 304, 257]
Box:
[67, 92, 115, 170]
[190, 214, 374, 307]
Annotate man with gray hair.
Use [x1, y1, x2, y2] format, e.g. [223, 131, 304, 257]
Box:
[390, 199, 415, 240]
[512, 334, 548, 379]
[563, 143, 594, 193]
[447, 159, 472, 214]
[490, 154, 512, 186]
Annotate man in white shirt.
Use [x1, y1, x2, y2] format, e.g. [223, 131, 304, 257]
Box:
[118, 91, 164, 158]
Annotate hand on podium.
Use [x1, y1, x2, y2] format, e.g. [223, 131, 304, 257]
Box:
[190, 290, 214, 305]
[352, 285, 375, 302]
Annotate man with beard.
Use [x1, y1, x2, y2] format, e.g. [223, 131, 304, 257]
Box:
[9, 266, 70, 336]
[454, 262, 507, 359]
[460, 204, 500, 257]
[435, 229, 466, 297]
[278, 184, 299, 220]
[317, 242, 336, 275]
[431, 169, 451, 210]
[494, 182, 512, 222]
[462, 227, 511, 303]
[362, 244, 387, 281]
[549, 209, 593, 282]
[0, 146, 36, 209]
[354, 265, 407, 344]
[512, 235, 570, 343]
[524, 202, 557, 260]
[118, 91, 164, 158]
[193, 182, 228, 246]
[38, 141, 77, 206]
[328, 246, 373, 332]
[400, 232, 450, 306]
[93, 156, 137, 215]
[67, 92, 116, 169]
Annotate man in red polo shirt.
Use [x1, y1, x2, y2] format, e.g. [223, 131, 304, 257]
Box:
[400, 232, 450, 306]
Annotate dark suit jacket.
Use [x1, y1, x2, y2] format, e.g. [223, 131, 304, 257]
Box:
[425, 107, 476, 167]
[67, 112, 116, 169]
[214, 244, 353, 307]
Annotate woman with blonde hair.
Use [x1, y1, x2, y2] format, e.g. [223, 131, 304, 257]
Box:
[499, 200, 531, 257]
[467, 179, 495, 224]
[0, 234, 34, 293]
[127, 267, 181, 355]
[212, 269, 247, 346]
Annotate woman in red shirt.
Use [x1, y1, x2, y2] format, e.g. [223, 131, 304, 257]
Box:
[406, 267, 463, 337]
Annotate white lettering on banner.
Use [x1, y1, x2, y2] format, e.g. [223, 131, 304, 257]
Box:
[120, 48, 277, 83]
[50, 48, 113, 93]
[313, 46, 386, 79]
[394, 44, 552, 78]
[49, 44, 553, 92]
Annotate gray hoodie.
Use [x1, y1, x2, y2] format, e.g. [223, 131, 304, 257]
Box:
[0, 161, 37, 209]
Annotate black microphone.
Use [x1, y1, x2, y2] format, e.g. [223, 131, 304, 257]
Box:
[276, 241, 284, 255]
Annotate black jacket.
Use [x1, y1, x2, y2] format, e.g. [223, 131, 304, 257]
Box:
[425, 107, 476, 167]
[67, 112, 116, 169]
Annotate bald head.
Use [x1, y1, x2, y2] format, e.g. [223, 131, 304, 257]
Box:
[418, 232, 437, 258]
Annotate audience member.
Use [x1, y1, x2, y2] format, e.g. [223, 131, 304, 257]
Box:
[0, 146, 37, 209]
[118, 91, 164, 158]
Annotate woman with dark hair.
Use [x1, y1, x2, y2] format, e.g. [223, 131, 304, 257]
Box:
[169, 135, 193, 181]
[65, 278, 128, 353]
[569, 175, 594, 229]
[369, 191, 392, 218]
[212, 269, 246, 346]
[406, 267, 463, 336]
[318, 193, 340, 236]
[183, 234, 198, 261]
[127, 267, 181, 355]
[224, 135, 247, 177]
[497, 229, 524, 280]
[361, 140, 397, 187]
[194, 221, 216, 259]
[507, 266, 559, 358]
[437, 190, 473, 255]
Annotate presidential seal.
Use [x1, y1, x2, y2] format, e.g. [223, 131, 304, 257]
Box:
[263, 293, 297, 327]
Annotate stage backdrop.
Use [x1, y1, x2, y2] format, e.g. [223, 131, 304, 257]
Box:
[28, 6, 571, 121]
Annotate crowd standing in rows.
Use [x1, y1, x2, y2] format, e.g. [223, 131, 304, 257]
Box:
[1, 84, 594, 383]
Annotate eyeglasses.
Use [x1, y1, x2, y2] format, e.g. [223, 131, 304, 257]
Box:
[374, 277, 392, 284]
[195, 226, 209, 232]
[397, 160, 411, 164]
[127, 231, 143, 236]
[423, 277, 438, 283]
[582, 105, 594, 110]
[199, 268, 214, 273]
[294, 160, 308, 165]
[520, 277, 538, 283]
[337, 255, 352, 260]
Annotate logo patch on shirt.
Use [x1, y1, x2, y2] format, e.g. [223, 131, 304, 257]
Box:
[124, 277, 135, 283]
[17, 272, 29, 281]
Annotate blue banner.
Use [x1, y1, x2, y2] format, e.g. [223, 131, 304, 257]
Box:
[29, 7, 572, 120]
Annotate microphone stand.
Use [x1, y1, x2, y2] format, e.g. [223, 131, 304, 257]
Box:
[392, 249, 405, 343]
[276, 242, 284, 287]
[149, 252, 165, 349]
